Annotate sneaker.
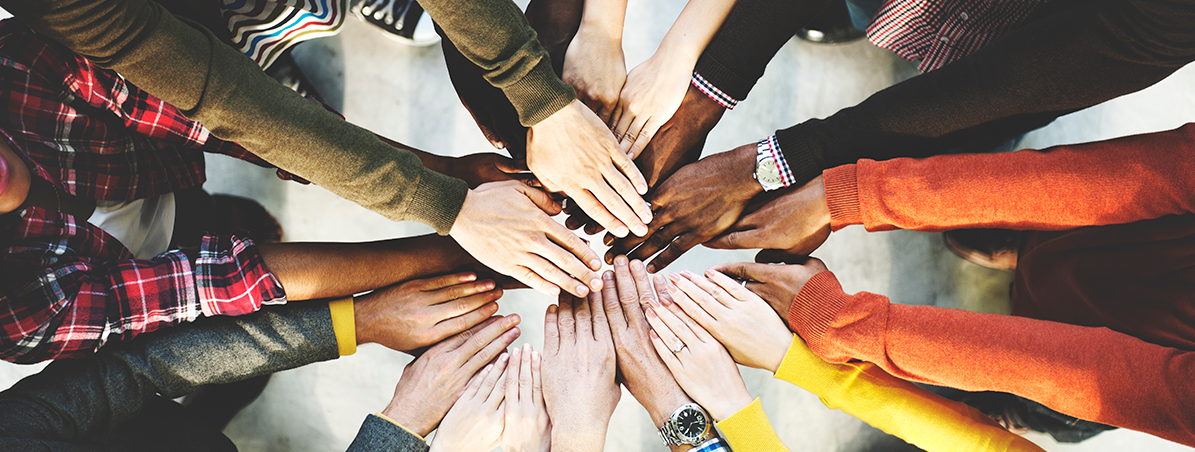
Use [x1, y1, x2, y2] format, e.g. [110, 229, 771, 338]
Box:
[354, 0, 441, 46]
[796, 1, 865, 44]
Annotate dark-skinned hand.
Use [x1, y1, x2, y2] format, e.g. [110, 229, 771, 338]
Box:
[708, 254, 829, 329]
[606, 143, 761, 272]
[707, 175, 831, 255]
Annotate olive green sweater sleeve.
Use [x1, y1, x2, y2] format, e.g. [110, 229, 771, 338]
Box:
[419, 0, 576, 126]
[2, 0, 468, 233]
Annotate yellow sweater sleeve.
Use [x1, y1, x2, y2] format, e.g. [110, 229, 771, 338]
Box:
[328, 297, 357, 356]
[715, 398, 790, 452]
[774, 336, 1045, 452]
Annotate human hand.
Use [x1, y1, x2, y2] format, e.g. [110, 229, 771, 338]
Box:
[563, 25, 626, 122]
[527, 99, 651, 238]
[502, 344, 551, 452]
[449, 152, 532, 189]
[602, 256, 693, 425]
[707, 176, 831, 255]
[429, 354, 508, 452]
[606, 144, 761, 272]
[382, 314, 522, 437]
[657, 270, 793, 373]
[541, 293, 620, 451]
[449, 180, 601, 298]
[610, 53, 692, 158]
[643, 292, 753, 422]
[707, 255, 830, 329]
[354, 272, 504, 352]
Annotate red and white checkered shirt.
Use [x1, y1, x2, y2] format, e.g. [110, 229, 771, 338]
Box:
[0, 20, 293, 363]
[867, 0, 1048, 73]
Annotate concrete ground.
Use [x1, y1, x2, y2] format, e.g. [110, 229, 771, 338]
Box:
[2, 2, 1194, 451]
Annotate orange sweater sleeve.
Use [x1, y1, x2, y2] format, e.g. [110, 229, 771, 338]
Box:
[824, 123, 1195, 232]
[787, 271, 1195, 447]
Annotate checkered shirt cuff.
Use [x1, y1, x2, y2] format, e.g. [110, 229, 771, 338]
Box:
[693, 437, 728, 452]
[195, 234, 288, 317]
[760, 135, 797, 188]
[691, 73, 740, 110]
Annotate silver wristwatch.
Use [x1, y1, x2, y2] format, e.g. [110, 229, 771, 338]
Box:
[657, 403, 712, 447]
[754, 139, 786, 191]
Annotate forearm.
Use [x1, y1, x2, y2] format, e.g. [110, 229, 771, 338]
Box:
[0, 302, 337, 443]
[655, 0, 738, 68]
[577, 0, 628, 44]
[549, 425, 607, 452]
[258, 234, 470, 300]
[775, 0, 1195, 185]
[824, 124, 1195, 232]
[789, 271, 1195, 447]
[3, 0, 468, 232]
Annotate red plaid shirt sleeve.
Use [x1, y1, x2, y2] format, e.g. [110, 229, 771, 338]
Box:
[0, 209, 286, 363]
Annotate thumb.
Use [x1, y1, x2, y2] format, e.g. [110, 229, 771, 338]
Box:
[496, 158, 527, 174]
[705, 227, 761, 250]
[516, 184, 564, 216]
[707, 261, 775, 285]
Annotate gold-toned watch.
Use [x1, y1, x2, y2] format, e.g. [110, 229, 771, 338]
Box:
[754, 140, 785, 191]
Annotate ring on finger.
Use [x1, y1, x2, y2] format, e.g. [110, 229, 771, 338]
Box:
[671, 342, 686, 354]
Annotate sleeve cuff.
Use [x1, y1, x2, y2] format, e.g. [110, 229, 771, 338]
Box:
[787, 271, 854, 358]
[691, 73, 740, 110]
[823, 164, 861, 230]
[195, 234, 288, 317]
[773, 335, 842, 397]
[715, 398, 789, 452]
[374, 412, 426, 442]
[329, 296, 356, 356]
[405, 166, 469, 236]
[773, 125, 822, 187]
[502, 56, 577, 127]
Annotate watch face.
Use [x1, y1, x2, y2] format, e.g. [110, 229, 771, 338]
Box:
[676, 408, 708, 439]
[757, 159, 784, 186]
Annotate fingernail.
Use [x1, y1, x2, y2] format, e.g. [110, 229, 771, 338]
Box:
[705, 269, 718, 277]
[604, 236, 615, 246]
[499, 352, 509, 362]
[484, 363, 493, 372]
[523, 343, 532, 352]
[668, 273, 682, 282]
[646, 264, 657, 273]
[613, 226, 629, 238]
[549, 286, 560, 297]
[464, 273, 477, 281]
[589, 259, 602, 270]
[615, 255, 628, 266]
[631, 224, 648, 237]
[638, 183, 648, 194]
[646, 306, 656, 317]
[577, 285, 589, 296]
[603, 271, 614, 281]
[482, 281, 495, 290]
[681, 270, 696, 279]
[548, 304, 558, 314]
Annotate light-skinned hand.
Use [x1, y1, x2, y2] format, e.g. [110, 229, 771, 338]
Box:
[501, 344, 551, 452]
[608, 53, 691, 158]
[707, 176, 831, 255]
[354, 272, 503, 352]
[430, 354, 509, 452]
[660, 270, 794, 373]
[382, 314, 522, 437]
[643, 284, 753, 422]
[602, 256, 693, 426]
[563, 21, 627, 123]
[708, 256, 830, 329]
[542, 292, 620, 452]
[449, 180, 602, 298]
[527, 100, 651, 239]
[606, 144, 761, 271]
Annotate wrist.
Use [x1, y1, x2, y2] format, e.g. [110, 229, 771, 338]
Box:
[381, 402, 435, 438]
[550, 420, 609, 449]
[645, 389, 695, 427]
[705, 390, 755, 422]
[764, 332, 796, 373]
[730, 144, 765, 199]
[352, 295, 376, 346]
[576, 17, 624, 43]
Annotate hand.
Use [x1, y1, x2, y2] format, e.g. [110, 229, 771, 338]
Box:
[563, 26, 626, 122]
[707, 176, 831, 255]
[601, 256, 692, 425]
[658, 270, 793, 373]
[502, 344, 551, 452]
[355, 272, 504, 352]
[430, 354, 508, 452]
[610, 53, 692, 158]
[449, 180, 601, 298]
[527, 99, 651, 238]
[382, 314, 522, 437]
[606, 144, 761, 272]
[541, 293, 620, 451]
[450, 152, 532, 189]
[708, 256, 830, 328]
[643, 292, 753, 421]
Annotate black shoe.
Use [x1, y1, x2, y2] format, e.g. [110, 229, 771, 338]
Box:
[943, 229, 1025, 271]
[265, 50, 326, 104]
[797, 1, 865, 44]
[355, 0, 440, 46]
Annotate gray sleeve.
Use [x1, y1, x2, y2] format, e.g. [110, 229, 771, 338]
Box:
[0, 302, 339, 447]
[346, 414, 430, 452]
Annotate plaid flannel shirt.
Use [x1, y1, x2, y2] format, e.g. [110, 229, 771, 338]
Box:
[0, 20, 292, 363]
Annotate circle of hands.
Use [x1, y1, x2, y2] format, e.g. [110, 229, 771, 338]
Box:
[374, 254, 829, 451]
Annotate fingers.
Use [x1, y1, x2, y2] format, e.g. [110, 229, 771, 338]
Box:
[462, 320, 522, 375]
[589, 281, 613, 344]
[647, 293, 702, 347]
[531, 350, 543, 408]
[414, 272, 478, 292]
[646, 233, 701, 273]
[438, 315, 506, 352]
[755, 249, 812, 265]
[601, 270, 627, 331]
[681, 272, 735, 311]
[708, 262, 774, 286]
[557, 296, 577, 345]
[648, 328, 683, 372]
[495, 158, 528, 174]
[624, 222, 685, 267]
[462, 361, 492, 399]
[611, 106, 635, 147]
[516, 183, 564, 216]
[662, 273, 719, 329]
[543, 304, 560, 354]
[541, 214, 603, 276]
[428, 279, 499, 306]
[654, 273, 676, 306]
[618, 115, 649, 156]
[588, 183, 646, 238]
[504, 346, 522, 404]
[572, 190, 629, 238]
[430, 301, 501, 343]
[645, 306, 687, 356]
[575, 290, 594, 341]
[520, 252, 589, 299]
[626, 259, 654, 324]
[513, 263, 562, 298]
[704, 269, 756, 303]
[481, 352, 510, 406]
[705, 227, 764, 250]
[625, 118, 660, 159]
[609, 140, 650, 196]
[518, 344, 534, 406]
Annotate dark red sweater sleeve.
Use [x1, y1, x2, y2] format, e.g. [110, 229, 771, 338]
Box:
[788, 271, 1195, 447]
[824, 123, 1195, 232]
